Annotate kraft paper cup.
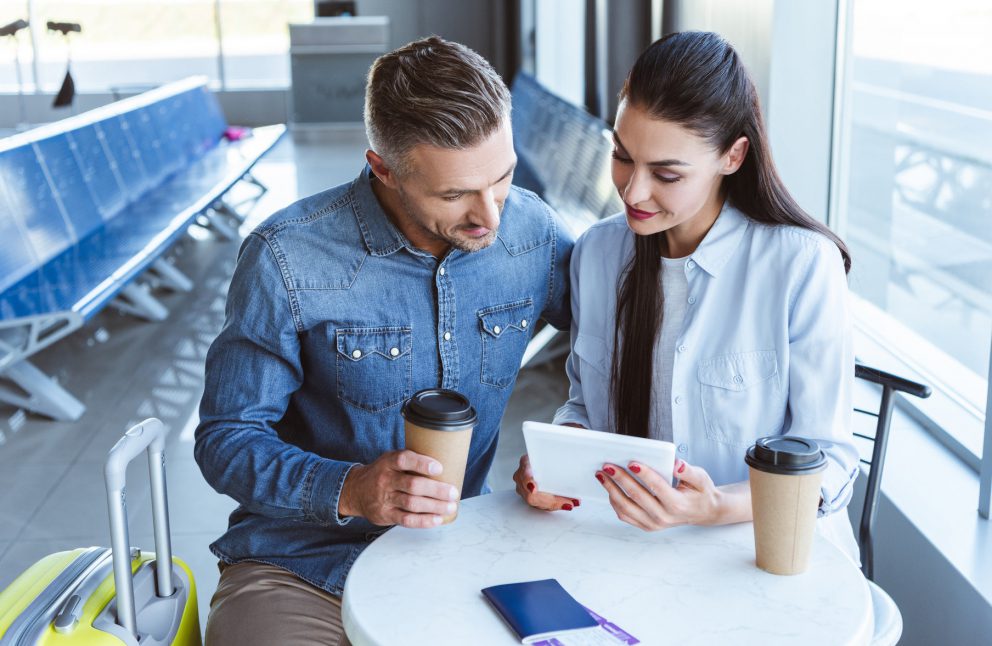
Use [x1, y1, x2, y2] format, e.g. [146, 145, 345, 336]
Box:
[745, 436, 827, 575]
[402, 389, 477, 524]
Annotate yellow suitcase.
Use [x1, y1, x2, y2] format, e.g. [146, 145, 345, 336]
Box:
[0, 419, 201, 645]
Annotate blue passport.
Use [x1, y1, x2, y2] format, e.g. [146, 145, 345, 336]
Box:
[481, 578, 600, 643]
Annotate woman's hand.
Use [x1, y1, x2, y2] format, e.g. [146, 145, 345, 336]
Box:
[512, 454, 581, 512]
[596, 459, 751, 530]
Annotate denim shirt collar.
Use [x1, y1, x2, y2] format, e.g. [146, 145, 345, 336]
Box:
[689, 201, 750, 278]
[351, 164, 416, 257]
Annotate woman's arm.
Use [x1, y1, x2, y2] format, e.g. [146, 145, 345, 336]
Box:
[784, 237, 859, 516]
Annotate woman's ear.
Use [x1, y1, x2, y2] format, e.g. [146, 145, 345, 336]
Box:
[721, 136, 749, 175]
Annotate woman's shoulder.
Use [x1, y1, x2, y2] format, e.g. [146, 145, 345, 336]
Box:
[575, 213, 632, 254]
[747, 217, 840, 265]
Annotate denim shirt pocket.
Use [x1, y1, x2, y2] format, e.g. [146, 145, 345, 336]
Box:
[478, 298, 534, 388]
[336, 326, 413, 412]
[697, 350, 783, 447]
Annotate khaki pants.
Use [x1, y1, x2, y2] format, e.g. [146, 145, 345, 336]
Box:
[205, 561, 352, 646]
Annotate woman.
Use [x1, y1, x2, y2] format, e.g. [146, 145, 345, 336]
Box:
[513, 31, 860, 557]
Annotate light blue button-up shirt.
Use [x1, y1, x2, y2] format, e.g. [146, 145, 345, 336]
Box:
[553, 203, 859, 555]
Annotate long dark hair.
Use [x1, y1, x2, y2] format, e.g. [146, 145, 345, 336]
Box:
[610, 31, 851, 439]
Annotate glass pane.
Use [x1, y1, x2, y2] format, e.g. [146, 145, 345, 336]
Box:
[33, 0, 220, 93]
[219, 0, 312, 89]
[0, 2, 31, 93]
[835, 0, 992, 417]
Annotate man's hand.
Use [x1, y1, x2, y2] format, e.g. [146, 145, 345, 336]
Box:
[338, 450, 459, 528]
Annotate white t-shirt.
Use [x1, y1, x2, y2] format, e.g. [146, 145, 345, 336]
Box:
[650, 255, 690, 443]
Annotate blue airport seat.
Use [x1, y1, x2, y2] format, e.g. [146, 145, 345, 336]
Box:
[510, 72, 622, 237]
[0, 76, 286, 421]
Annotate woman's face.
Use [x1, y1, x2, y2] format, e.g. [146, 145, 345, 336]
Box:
[610, 100, 747, 239]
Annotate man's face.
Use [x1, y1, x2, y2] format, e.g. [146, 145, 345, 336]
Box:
[392, 122, 516, 255]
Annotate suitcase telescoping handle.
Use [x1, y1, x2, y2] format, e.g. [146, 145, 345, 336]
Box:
[104, 418, 174, 639]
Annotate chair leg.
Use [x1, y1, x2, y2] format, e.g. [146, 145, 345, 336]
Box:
[0, 359, 86, 421]
[149, 258, 194, 293]
[112, 283, 169, 322]
[200, 209, 239, 241]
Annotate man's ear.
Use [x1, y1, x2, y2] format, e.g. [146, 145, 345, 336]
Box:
[721, 136, 749, 175]
[366, 150, 400, 189]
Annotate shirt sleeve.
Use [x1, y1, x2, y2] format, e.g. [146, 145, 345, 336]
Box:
[786, 237, 860, 517]
[553, 232, 591, 428]
[194, 233, 357, 527]
[541, 205, 576, 332]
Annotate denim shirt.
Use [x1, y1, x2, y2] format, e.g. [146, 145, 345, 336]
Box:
[553, 203, 860, 554]
[195, 166, 573, 595]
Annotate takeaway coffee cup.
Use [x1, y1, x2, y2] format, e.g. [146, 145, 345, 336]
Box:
[745, 436, 827, 575]
[402, 388, 477, 524]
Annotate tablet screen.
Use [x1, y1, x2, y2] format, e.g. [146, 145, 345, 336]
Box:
[522, 421, 677, 500]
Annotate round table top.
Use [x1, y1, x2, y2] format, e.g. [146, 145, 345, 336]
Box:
[343, 490, 872, 646]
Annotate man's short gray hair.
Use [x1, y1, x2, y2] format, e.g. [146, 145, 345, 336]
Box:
[364, 36, 512, 175]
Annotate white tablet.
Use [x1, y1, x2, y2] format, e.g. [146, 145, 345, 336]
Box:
[522, 421, 677, 501]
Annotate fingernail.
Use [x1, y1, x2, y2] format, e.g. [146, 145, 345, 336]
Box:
[603, 466, 616, 476]
[562, 503, 573, 511]
[449, 487, 459, 500]
[446, 502, 457, 514]
[595, 473, 605, 483]
[432, 515, 442, 525]
[571, 498, 580, 507]
[429, 462, 442, 475]
[677, 460, 686, 474]
[526, 482, 535, 492]
[629, 463, 641, 473]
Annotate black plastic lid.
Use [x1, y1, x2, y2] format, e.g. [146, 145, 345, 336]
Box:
[744, 436, 827, 475]
[401, 389, 478, 431]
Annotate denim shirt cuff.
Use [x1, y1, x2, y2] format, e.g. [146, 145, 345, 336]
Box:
[307, 459, 360, 526]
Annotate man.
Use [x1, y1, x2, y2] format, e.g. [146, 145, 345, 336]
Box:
[194, 36, 573, 645]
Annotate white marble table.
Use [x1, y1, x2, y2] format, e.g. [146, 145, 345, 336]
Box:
[343, 491, 873, 645]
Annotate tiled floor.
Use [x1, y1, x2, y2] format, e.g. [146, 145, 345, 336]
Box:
[0, 128, 569, 633]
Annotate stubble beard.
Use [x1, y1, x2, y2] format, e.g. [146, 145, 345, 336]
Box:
[397, 189, 500, 253]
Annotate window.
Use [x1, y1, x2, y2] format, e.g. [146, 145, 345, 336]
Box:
[218, 0, 312, 89]
[0, 0, 313, 94]
[831, 0, 992, 465]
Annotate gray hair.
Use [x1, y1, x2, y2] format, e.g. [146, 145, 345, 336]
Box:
[364, 36, 512, 175]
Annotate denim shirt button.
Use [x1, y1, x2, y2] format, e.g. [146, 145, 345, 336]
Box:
[674, 395, 683, 405]
[390, 347, 400, 357]
[351, 349, 362, 359]
[521, 319, 528, 328]
[678, 443, 688, 453]
[687, 296, 696, 305]
[443, 332, 452, 341]
[439, 267, 446, 276]
[493, 325, 502, 335]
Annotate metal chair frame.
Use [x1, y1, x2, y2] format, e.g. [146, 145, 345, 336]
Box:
[854, 363, 932, 581]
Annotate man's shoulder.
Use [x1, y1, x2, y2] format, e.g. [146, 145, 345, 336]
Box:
[253, 181, 357, 243]
[495, 186, 560, 255]
[245, 178, 368, 290]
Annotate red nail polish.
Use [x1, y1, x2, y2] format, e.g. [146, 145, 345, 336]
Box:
[677, 461, 686, 474]
[595, 473, 604, 483]
[603, 466, 616, 476]
[629, 464, 641, 473]
[562, 503, 573, 511]
[526, 482, 535, 492]
[571, 498, 581, 507]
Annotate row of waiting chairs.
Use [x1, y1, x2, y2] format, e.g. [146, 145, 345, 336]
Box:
[0, 76, 285, 422]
